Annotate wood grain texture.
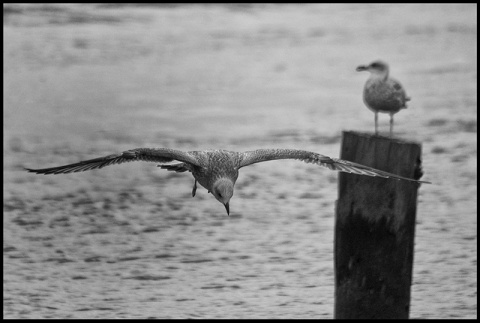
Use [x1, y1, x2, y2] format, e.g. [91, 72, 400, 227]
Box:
[334, 131, 425, 319]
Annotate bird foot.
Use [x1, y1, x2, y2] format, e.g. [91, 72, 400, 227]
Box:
[192, 180, 197, 197]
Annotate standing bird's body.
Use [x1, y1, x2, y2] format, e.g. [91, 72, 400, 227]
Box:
[356, 60, 410, 137]
[25, 148, 430, 215]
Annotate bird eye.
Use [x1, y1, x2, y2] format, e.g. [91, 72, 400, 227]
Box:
[218, 193, 222, 198]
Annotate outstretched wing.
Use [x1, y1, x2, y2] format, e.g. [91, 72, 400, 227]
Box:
[25, 148, 201, 175]
[239, 149, 430, 184]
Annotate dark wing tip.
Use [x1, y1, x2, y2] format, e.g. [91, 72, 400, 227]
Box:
[24, 166, 67, 175]
[418, 179, 432, 184]
[24, 167, 53, 175]
[330, 158, 432, 184]
[25, 167, 43, 174]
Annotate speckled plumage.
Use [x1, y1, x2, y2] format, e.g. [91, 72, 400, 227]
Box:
[357, 60, 410, 136]
[25, 148, 430, 215]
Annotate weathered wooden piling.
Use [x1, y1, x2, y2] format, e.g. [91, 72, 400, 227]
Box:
[334, 131, 425, 319]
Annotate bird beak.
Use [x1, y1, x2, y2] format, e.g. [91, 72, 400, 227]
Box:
[356, 65, 367, 72]
[224, 202, 230, 216]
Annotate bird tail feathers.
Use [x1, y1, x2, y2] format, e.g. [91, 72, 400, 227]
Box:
[158, 163, 189, 173]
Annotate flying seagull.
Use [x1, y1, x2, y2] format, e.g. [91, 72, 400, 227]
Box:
[25, 148, 430, 215]
[356, 60, 410, 137]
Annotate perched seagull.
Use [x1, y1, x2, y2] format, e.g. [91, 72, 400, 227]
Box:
[25, 148, 430, 215]
[356, 60, 410, 137]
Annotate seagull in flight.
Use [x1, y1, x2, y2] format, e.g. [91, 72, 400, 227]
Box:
[357, 60, 410, 137]
[25, 148, 430, 215]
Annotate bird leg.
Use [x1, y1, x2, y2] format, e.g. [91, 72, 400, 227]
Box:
[375, 112, 378, 135]
[192, 180, 197, 197]
[389, 113, 394, 137]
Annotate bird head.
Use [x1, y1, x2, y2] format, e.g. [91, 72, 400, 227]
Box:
[211, 178, 234, 216]
[356, 60, 389, 78]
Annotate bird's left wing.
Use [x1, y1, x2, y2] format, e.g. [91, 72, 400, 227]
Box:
[389, 78, 410, 106]
[25, 148, 201, 175]
[238, 149, 431, 184]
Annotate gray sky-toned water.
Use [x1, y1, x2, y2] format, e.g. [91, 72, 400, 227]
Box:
[4, 3, 477, 318]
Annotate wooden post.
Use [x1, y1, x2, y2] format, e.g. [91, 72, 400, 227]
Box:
[334, 131, 425, 319]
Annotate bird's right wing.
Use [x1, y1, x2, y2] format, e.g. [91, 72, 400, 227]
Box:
[25, 148, 201, 175]
[239, 149, 430, 184]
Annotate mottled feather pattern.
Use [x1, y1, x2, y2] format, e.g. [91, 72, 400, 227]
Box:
[203, 150, 240, 188]
[357, 60, 411, 136]
[363, 78, 408, 112]
[239, 149, 329, 168]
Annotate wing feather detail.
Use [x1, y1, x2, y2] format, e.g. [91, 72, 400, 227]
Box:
[239, 149, 430, 184]
[25, 148, 200, 175]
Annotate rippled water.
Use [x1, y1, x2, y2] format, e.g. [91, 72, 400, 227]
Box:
[3, 3, 477, 318]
